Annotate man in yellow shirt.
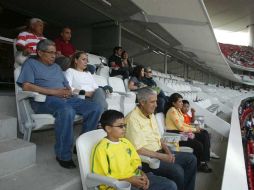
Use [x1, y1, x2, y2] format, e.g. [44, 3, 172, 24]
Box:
[125, 88, 197, 190]
[91, 110, 177, 190]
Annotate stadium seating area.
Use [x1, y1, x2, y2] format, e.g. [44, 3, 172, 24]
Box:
[219, 43, 254, 68]
[238, 99, 254, 190]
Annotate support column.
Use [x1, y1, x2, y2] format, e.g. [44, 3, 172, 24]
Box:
[249, 24, 254, 47]
[118, 23, 122, 46]
[186, 64, 189, 80]
[164, 53, 168, 74]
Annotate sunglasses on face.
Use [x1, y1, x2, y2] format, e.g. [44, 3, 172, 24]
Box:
[147, 71, 152, 73]
[111, 124, 126, 129]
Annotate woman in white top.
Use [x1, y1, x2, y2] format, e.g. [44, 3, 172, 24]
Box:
[65, 51, 108, 111]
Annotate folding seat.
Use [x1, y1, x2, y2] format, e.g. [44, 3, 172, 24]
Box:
[93, 75, 122, 112]
[76, 129, 132, 190]
[96, 65, 110, 78]
[108, 77, 136, 116]
[155, 113, 193, 153]
[14, 66, 82, 141]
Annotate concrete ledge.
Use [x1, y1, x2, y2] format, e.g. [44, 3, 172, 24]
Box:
[0, 115, 17, 139]
[0, 138, 36, 177]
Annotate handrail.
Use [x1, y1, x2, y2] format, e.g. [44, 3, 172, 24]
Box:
[221, 93, 253, 190]
[0, 36, 14, 44]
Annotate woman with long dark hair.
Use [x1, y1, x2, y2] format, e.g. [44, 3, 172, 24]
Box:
[164, 93, 212, 173]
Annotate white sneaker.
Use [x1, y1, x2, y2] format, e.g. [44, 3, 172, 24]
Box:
[210, 151, 220, 159]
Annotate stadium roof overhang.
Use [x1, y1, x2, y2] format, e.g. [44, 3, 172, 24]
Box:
[130, 0, 241, 82]
[204, 0, 254, 33]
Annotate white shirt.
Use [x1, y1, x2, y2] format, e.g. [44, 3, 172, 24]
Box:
[65, 68, 98, 92]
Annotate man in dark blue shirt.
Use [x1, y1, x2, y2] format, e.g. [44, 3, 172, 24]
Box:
[17, 39, 102, 169]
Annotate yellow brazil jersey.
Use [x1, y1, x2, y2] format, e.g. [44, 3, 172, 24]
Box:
[90, 137, 141, 180]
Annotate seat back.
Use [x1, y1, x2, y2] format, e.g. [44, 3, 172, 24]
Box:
[155, 113, 166, 136]
[108, 77, 126, 93]
[97, 66, 110, 78]
[76, 129, 107, 190]
[87, 53, 107, 66]
[93, 75, 108, 87]
[14, 66, 35, 134]
[14, 66, 56, 140]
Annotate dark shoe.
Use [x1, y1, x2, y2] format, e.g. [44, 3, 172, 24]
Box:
[56, 157, 76, 169]
[198, 163, 212, 173]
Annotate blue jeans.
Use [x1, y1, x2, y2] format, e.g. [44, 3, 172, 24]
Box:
[131, 172, 177, 190]
[142, 152, 197, 190]
[31, 96, 103, 160]
[86, 88, 108, 111]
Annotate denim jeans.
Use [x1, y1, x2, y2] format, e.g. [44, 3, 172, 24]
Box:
[130, 172, 177, 190]
[86, 88, 108, 111]
[31, 96, 103, 160]
[142, 152, 197, 190]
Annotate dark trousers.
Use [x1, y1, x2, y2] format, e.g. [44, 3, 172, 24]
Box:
[142, 151, 197, 190]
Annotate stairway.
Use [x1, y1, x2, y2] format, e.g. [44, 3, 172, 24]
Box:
[0, 113, 82, 190]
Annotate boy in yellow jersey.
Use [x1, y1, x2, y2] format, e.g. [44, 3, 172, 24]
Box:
[91, 110, 177, 190]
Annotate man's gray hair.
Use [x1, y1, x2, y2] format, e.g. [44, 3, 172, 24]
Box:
[137, 87, 157, 102]
[37, 39, 55, 52]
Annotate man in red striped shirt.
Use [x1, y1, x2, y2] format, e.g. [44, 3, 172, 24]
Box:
[16, 18, 46, 56]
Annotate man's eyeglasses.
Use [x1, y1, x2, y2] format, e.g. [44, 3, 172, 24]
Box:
[147, 71, 152, 73]
[42, 50, 57, 55]
[111, 124, 126, 129]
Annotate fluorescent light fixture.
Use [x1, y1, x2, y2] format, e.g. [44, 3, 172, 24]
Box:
[101, 0, 111, 7]
[152, 50, 159, 54]
[158, 51, 165, 55]
[146, 29, 170, 46]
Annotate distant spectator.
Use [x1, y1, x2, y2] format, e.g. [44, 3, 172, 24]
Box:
[108, 46, 129, 79]
[143, 67, 168, 113]
[121, 50, 133, 75]
[54, 27, 96, 74]
[15, 18, 46, 67]
[128, 65, 147, 91]
[91, 110, 177, 190]
[54, 27, 76, 57]
[65, 51, 108, 111]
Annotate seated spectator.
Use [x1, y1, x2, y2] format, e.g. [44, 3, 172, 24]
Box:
[128, 65, 147, 91]
[15, 18, 46, 67]
[125, 87, 197, 190]
[54, 27, 75, 57]
[17, 39, 102, 169]
[164, 93, 212, 172]
[108, 46, 129, 79]
[91, 110, 177, 190]
[182, 100, 220, 160]
[65, 51, 108, 111]
[54, 27, 96, 74]
[121, 50, 133, 75]
[143, 67, 168, 113]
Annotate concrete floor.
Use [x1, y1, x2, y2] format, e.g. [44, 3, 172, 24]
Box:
[0, 124, 227, 190]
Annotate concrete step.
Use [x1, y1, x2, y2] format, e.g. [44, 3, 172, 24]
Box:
[0, 115, 17, 139]
[0, 126, 82, 190]
[0, 94, 17, 117]
[0, 157, 82, 190]
[0, 138, 36, 177]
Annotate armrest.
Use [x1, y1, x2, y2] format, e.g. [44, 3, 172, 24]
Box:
[139, 155, 160, 169]
[163, 132, 182, 143]
[17, 91, 46, 102]
[86, 173, 131, 189]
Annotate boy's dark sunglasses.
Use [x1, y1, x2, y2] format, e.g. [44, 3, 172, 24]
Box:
[111, 124, 126, 129]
